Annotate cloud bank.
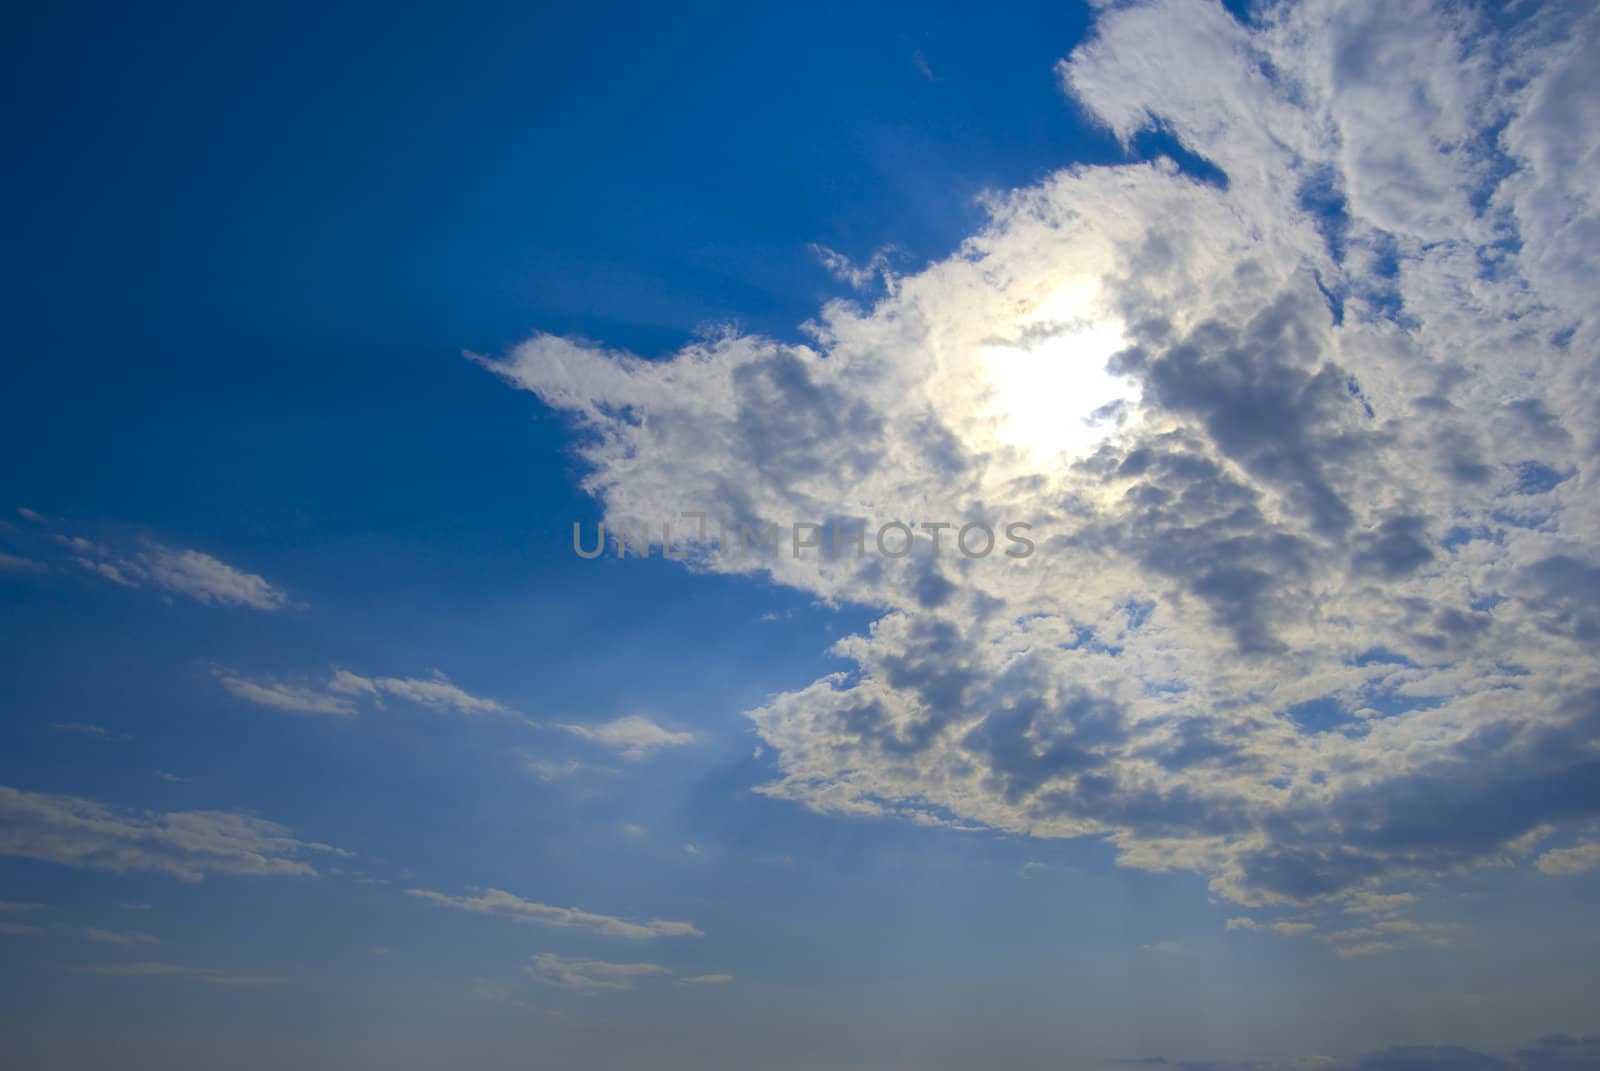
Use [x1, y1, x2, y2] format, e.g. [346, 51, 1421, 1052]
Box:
[479, 0, 1600, 916]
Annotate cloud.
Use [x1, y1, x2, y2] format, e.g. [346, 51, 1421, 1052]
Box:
[75, 962, 279, 985]
[49, 722, 127, 740]
[1536, 842, 1600, 876]
[524, 756, 582, 782]
[405, 887, 702, 939]
[1332, 940, 1396, 959]
[79, 928, 158, 945]
[215, 672, 357, 716]
[528, 952, 669, 991]
[0, 551, 45, 573]
[559, 715, 694, 759]
[679, 973, 734, 985]
[811, 243, 896, 292]
[216, 668, 509, 718]
[1344, 892, 1418, 915]
[479, 0, 1600, 917]
[328, 669, 512, 716]
[0, 921, 46, 937]
[0, 784, 339, 882]
[60, 536, 288, 610]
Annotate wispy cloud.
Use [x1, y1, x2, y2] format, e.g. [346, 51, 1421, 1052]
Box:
[216, 668, 509, 718]
[527, 952, 669, 991]
[0, 783, 340, 882]
[79, 928, 158, 945]
[329, 669, 511, 716]
[678, 973, 733, 985]
[75, 962, 279, 986]
[59, 536, 289, 610]
[215, 671, 357, 716]
[49, 722, 128, 740]
[559, 715, 693, 760]
[406, 887, 702, 939]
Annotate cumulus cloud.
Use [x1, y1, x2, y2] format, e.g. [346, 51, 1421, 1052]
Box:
[1535, 842, 1600, 876]
[558, 715, 694, 759]
[405, 887, 702, 939]
[0, 784, 339, 882]
[479, 0, 1600, 915]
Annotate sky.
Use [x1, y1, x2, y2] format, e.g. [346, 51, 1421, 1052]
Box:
[2, 1, 1599, 1068]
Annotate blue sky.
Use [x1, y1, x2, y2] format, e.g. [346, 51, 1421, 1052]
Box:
[4, 2, 1600, 1069]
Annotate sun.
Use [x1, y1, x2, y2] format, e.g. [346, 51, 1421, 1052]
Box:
[977, 288, 1139, 463]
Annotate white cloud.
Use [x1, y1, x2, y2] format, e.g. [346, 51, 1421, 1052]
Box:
[62, 536, 289, 610]
[216, 672, 356, 716]
[479, 0, 1600, 916]
[559, 715, 693, 760]
[679, 973, 734, 985]
[329, 669, 511, 716]
[405, 887, 702, 939]
[811, 243, 896, 292]
[1536, 842, 1600, 876]
[217, 668, 509, 718]
[0, 551, 44, 573]
[0, 784, 338, 882]
[528, 952, 669, 990]
[136, 546, 289, 610]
